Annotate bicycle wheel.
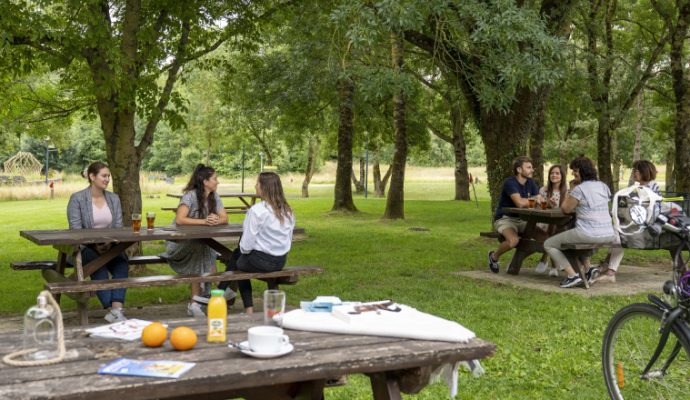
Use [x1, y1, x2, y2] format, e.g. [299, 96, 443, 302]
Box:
[602, 303, 690, 400]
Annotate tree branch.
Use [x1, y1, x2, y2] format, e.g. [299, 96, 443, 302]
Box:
[138, 19, 191, 158]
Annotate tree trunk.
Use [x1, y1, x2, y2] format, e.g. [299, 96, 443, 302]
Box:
[529, 99, 547, 187]
[666, 146, 675, 192]
[383, 32, 407, 219]
[450, 106, 470, 200]
[373, 158, 391, 197]
[480, 89, 542, 212]
[670, 2, 690, 193]
[332, 77, 357, 212]
[628, 93, 643, 186]
[611, 132, 620, 192]
[301, 137, 319, 198]
[351, 159, 365, 194]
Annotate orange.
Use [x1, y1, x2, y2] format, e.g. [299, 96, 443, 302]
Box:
[141, 322, 167, 347]
[170, 326, 197, 351]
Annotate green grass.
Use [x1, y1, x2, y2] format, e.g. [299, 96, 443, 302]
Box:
[0, 182, 675, 399]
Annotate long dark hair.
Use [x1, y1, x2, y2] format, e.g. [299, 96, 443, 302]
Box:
[547, 164, 567, 206]
[569, 157, 598, 182]
[257, 172, 293, 224]
[183, 164, 217, 218]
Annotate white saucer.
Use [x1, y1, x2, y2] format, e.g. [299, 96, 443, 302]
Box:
[233, 341, 294, 359]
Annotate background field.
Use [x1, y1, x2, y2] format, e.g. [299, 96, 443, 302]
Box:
[0, 168, 674, 399]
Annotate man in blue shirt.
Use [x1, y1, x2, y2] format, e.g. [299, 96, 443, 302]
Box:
[488, 156, 543, 273]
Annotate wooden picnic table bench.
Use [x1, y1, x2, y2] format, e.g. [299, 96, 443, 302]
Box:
[45, 266, 323, 295]
[16, 224, 309, 325]
[167, 192, 261, 211]
[161, 206, 248, 214]
[560, 242, 621, 289]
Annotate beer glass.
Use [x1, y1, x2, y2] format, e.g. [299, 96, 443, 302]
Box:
[146, 212, 156, 230]
[131, 214, 142, 233]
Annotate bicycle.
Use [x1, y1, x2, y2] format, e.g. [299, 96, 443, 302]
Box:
[601, 213, 690, 399]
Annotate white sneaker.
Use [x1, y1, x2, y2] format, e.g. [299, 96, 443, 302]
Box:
[223, 288, 237, 303]
[187, 302, 206, 318]
[535, 261, 548, 274]
[548, 268, 559, 277]
[104, 308, 127, 323]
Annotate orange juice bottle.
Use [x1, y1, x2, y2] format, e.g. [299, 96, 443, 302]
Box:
[207, 290, 227, 342]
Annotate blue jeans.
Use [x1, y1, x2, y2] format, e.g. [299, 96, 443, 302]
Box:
[81, 246, 129, 308]
[219, 248, 286, 308]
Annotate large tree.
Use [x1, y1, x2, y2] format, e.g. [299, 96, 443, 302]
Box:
[404, 0, 576, 209]
[1, 0, 263, 220]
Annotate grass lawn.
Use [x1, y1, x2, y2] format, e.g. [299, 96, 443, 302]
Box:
[0, 180, 674, 399]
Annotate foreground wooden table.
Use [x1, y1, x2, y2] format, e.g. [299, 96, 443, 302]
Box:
[0, 314, 495, 400]
[501, 207, 573, 274]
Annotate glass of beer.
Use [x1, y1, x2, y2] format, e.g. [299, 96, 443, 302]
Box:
[528, 197, 536, 208]
[131, 213, 142, 233]
[146, 212, 156, 230]
[540, 200, 548, 210]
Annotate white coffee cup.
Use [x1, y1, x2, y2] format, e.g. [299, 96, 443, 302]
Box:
[247, 326, 290, 353]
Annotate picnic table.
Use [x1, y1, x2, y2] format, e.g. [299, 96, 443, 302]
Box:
[499, 207, 573, 275]
[0, 313, 496, 400]
[166, 192, 261, 213]
[18, 225, 309, 325]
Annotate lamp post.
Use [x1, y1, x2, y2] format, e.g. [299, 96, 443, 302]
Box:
[259, 152, 264, 172]
[44, 137, 57, 184]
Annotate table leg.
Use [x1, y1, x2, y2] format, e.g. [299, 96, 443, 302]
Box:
[507, 220, 547, 275]
[201, 238, 234, 260]
[369, 372, 402, 400]
[54, 252, 68, 304]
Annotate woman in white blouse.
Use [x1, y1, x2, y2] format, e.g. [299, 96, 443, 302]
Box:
[218, 172, 295, 314]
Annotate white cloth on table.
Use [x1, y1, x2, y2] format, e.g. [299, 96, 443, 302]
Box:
[282, 304, 475, 342]
[282, 304, 483, 398]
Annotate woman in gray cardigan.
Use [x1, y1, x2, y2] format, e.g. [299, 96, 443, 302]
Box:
[67, 162, 129, 323]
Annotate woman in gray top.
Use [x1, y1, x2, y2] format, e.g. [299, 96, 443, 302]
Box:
[161, 164, 228, 317]
[544, 157, 616, 288]
[67, 162, 128, 323]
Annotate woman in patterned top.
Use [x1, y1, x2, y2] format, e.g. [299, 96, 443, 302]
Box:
[544, 157, 616, 288]
[161, 164, 228, 317]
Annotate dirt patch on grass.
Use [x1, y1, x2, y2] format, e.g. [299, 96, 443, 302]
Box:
[453, 264, 670, 297]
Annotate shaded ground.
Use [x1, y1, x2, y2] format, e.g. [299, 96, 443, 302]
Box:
[454, 264, 670, 297]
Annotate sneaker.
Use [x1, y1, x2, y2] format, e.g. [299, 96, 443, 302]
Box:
[223, 288, 237, 305]
[560, 275, 583, 288]
[104, 308, 127, 323]
[548, 268, 559, 277]
[535, 261, 548, 274]
[187, 302, 206, 318]
[488, 251, 500, 274]
[596, 273, 616, 283]
[586, 267, 600, 285]
[192, 294, 210, 304]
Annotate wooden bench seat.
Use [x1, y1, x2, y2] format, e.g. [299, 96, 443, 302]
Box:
[11, 261, 58, 270]
[45, 266, 323, 294]
[45, 266, 323, 325]
[560, 242, 619, 289]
